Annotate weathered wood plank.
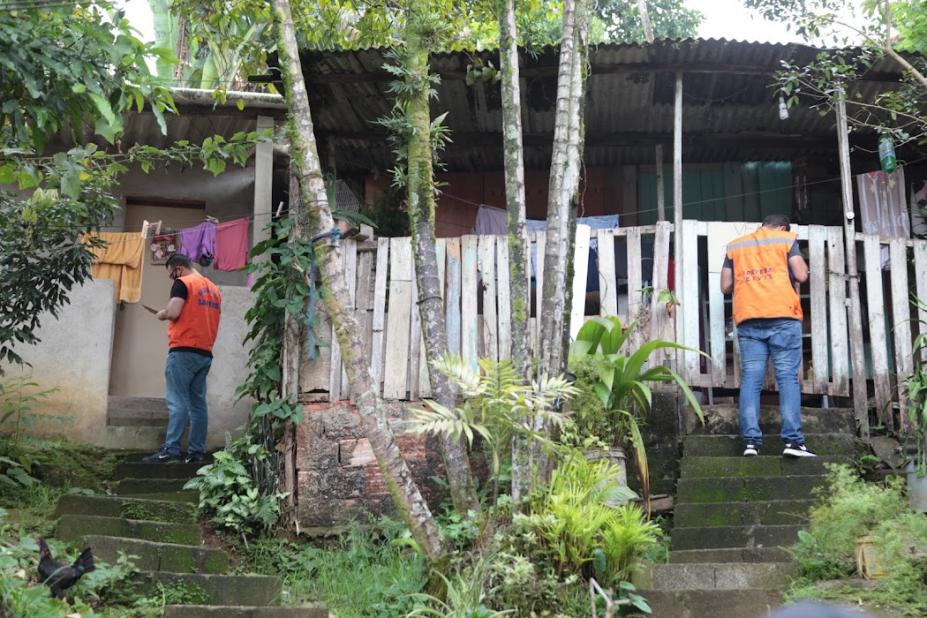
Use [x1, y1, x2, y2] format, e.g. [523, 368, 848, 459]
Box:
[569, 224, 592, 340]
[496, 238, 512, 360]
[461, 235, 480, 371]
[650, 222, 673, 365]
[383, 237, 413, 399]
[597, 229, 618, 316]
[626, 228, 642, 353]
[534, 232, 546, 351]
[408, 271, 421, 400]
[915, 240, 927, 362]
[681, 220, 701, 380]
[890, 238, 913, 429]
[478, 236, 498, 361]
[808, 226, 828, 391]
[346, 242, 373, 397]
[827, 227, 850, 396]
[445, 238, 462, 356]
[863, 234, 892, 431]
[370, 238, 389, 395]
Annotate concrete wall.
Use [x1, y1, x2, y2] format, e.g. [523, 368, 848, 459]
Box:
[3, 279, 116, 446]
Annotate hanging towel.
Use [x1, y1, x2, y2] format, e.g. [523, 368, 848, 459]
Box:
[178, 221, 216, 263]
[85, 232, 145, 303]
[473, 205, 508, 235]
[214, 217, 250, 271]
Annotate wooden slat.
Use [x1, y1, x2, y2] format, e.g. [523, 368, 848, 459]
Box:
[496, 238, 512, 360]
[445, 238, 462, 356]
[827, 227, 850, 395]
[408, 271, 422, 400]
[479, 236, 499, 361]
[597, 229, 618, 316]
[328, 242, 350, 401]
[863, 234, 892, 430]
[534, 232, 546, 349]
[915, 240, 927, 362]
[383, 237, 413, 399]
[569, 224, 592, 339]
[681, 220, 701, 380]
[649, 222, 672, 364]
[370, 238, 389, 394]
[626, 227, 642, 322]
[890, 238, 913, 429]
[346, 244, 374, 397]
[461, 235, 480, 371]
[808, 226, 828, 391]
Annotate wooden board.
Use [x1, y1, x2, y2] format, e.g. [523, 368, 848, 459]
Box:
[347, 244, 374, 397]
[650, 222, 673, 365]
[626, 228, 642, 350]
[863, 235, 892, 430]
[534, 232, 546, 351]
[496, 238, 512, 360]
[597, 229, 618, 316]
[383, 237, 413, 399]
[681, 220, 701, 380]
[827, 227, 850, 396]
[370, 238, 389, 394]
[408, 270, 422, 400]
[569, 224, 591, 340]
[890, 238, 913, 428]
[916, 240, 927, 362]
[808, 226, 828, 391]
[445, 238, 462, 356]
[461, 235, 480, 371]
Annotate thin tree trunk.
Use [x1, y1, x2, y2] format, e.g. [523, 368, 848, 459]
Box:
[271, 0, 443, 560]
[404, 17, 479, 515]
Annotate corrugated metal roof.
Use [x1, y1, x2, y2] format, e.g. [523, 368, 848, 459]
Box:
[299, 38, 913, 173]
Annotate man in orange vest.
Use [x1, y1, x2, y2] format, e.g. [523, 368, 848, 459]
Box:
[721, 214, 816, 458]
[143, 253, 222, 464]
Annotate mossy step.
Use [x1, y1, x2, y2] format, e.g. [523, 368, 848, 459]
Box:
[670, 524, 802, 551]
[85, 535, 228, 574]
[676, 475, 824, 503]
[57, 514, 201, 545]
[680, 456, 843, 478]
[640, 590, 782, 618]
[113, 462, 207, 480]
[142, 572, 283, 607]
[54, 495, 196, 524]
[683, 434, 861, 457]
[670, 547, 791, 563]
[113, 478, 192, 494]
[674, 500, 816, 528]
[634, 562, 797, 591]
[694, 405, 854, 435]
[129, 491, 199, 503]
[164, 605, 328, 618]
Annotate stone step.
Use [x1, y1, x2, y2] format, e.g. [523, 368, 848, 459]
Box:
[57, 514, 201, 546]
[129, 491, 200, 503]
[674, 500, 815, 528]
[680, 456, 844, 478]
[54, 495, 197, 524]
[670, 547, 792, 563]
[107, 396, 167, 427]
[635, 562, 797, 591]
[143, 572, 283, 607]
[113, 478, 192, 494]
[164, 605, 328, 618]
[691, 405, 854, 435]
[113, 462, 207, 480]
[683, 433, 861, 457]
[641, 590, 783, 618]
[676, 475, 824, 503]
[671, 525, 802, 551]
[85, 535, 228, 574]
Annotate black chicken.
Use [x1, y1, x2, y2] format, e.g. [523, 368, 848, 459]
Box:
[36, 537, 95, 598]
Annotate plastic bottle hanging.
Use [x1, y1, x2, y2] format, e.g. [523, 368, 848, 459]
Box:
[879, 135, 897, 174]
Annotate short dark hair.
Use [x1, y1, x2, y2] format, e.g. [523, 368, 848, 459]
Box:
[165, 253, 192, 270]
[762, 214, 791, 230]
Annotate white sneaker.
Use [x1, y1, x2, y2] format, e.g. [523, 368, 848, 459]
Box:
[743, 443, 759, 457]
[783, 443, 817, 458]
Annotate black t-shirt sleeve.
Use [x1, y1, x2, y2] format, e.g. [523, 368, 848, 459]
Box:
[723, 255, 733, 269]
[170, 279, 188, 300]
[788, 241, 801, 258]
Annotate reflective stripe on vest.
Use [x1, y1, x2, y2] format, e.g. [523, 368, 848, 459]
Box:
[726, 228, 802, 325]
[167, 273, 222, 352]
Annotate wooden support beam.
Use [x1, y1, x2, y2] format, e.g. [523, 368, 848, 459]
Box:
[253, 115, 274, 251]
[655, 143, 665, 222]
[673, 72, 684, 371]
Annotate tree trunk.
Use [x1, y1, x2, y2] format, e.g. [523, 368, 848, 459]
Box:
[404, 16, 479, 515]
[271, 0, 443, 561]
[498, 0, 532, 502]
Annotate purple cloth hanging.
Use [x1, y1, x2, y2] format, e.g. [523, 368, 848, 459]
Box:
[178, 221, 216, 262]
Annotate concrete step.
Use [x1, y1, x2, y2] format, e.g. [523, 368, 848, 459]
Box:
[164, 605, 328, 618]
[85, 535, 228, 574]
[57, 514, 201, 546]
[683, 433, 861, 457]
[114, 478, 192, 494]
[143, 572, 283, 607]
[107, 396, 167, 427]
[129, 491, 199, 503]
[641, 590, 783, 618]
[54, 495, 197, 524]
[670, 547, 792, 563]
[676, 475, 824, 503]
[671, 525, 802, 551]
[635, 562, 796, 591]
[674, 500, 815, 528]
[692, 405, 854, 435]
[113, 462, 207, 480]
[680, 456, 844, 478]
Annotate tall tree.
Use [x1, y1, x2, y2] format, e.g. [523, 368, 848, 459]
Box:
[270, 0, 443, 559]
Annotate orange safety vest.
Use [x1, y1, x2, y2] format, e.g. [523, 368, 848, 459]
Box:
[726, 227, 802, 325]
[167, 273, 222, 353]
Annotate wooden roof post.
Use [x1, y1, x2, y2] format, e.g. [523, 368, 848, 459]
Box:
[253, 115, 275, 255]
[836, 88, 870, 442]
[673, 72, 684, 361]
[656, 144, 665, 222]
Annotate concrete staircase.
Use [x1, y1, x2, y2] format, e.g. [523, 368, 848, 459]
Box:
[53, 455, 327, 617]
[635, 405, 861, 618]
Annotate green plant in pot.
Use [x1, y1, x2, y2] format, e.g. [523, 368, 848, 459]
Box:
[567, 316, 704, 507]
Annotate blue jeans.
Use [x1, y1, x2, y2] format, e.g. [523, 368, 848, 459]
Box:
[737, 318, 804, 446]
[163, 350, 212, 456]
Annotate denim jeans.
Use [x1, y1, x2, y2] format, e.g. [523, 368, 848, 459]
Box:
[737, 318, 804, 446]
[163, 350, 212, 456]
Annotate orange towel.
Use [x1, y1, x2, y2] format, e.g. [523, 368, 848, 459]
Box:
[85, 232, 145, 303]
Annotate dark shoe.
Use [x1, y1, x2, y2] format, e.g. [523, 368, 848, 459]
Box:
[142, 448, 181, 464]
[783, 442, 817, 458]
[184, 452, 207, 465]
[743, 443, 759, 457]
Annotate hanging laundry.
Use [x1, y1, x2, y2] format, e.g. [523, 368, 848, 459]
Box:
[857, 168, 909, 268]
[214, 217, 250, 272]
[178, 221, 216, 264]
[85, 232, 145, 303]
[473, 205, 508, 235]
